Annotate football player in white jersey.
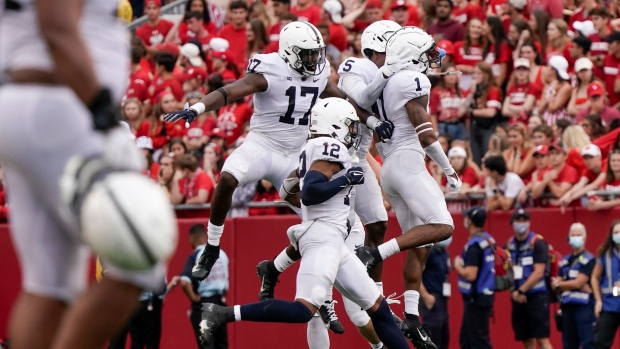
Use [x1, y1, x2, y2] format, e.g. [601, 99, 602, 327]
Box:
[163, 21, 396, 281]
[355, 27, 463, 349]
[0, 1, 171, 348]
[198, 98, 410, 349]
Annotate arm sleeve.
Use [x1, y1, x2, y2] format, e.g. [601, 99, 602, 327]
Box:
[532, 240, 549, 264]
[579, 258, 595, 277]
[339, 71, 388, 111]
[301, 170, 350, 206]
[464, 244, 483, 267]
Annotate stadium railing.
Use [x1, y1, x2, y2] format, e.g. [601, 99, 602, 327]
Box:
[127, 0, 190, 31]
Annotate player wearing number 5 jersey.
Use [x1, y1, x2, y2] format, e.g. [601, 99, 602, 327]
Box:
[163, 21, 385, 281]
[355, 27, 462, 349]
[198, 98, 410, 349]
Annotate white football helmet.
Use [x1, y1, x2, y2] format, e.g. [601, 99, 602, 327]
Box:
[386, 26, 442, 74]
[361, 20, 402, 58]
[309, 98, 361, 149]
[279, 21, 327, 76]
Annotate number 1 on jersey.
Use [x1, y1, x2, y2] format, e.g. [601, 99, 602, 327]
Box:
[279, 86, 319, 126]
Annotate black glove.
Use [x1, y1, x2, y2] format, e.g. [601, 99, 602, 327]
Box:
[374, 120, 395, 142]
[163, 104, 198, 124]
[344, 166, 365, 185]
[88, 88, 120, 131]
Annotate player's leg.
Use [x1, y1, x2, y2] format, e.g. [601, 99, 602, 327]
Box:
[194, 140, 276, 279]
[333, 248, 409, 349]
[307, 315, 330, 349]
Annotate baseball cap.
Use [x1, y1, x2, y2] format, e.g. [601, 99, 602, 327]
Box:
[136, 136, 154, 150]
[604, 31, 620, 43]
[464, 206, 487, 227]
[511, 208, 530, 222]
[513, 58, 530, 69]
[533, 144, 549, 156]
[573, 21, 597, 37]
[581, 144, 602, 157]
[186, 128, 204, 140]
[587, 81, 605, 98]
[448, 146, 467, 158]
[366, 0, 383, 9]
[209, 128, 227, 139]
[574, 57, 593, 72]
[548, 55, 569, 81]
[390, 0, 409, 10]
[186, 67, 208, 83]
[549, 142, 565, 153]
[156, 42, 180, 57]
[145, 0, 162, 6]
[180, 43, 203, 67]
[209, 38, 230, 52]
[437, 40, 454, 55]
[509, 0, 526, 10]
[212, 50, 233, 63]
[323, 0, 343, 24]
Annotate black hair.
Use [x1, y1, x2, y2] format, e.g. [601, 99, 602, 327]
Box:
[184, 0, 211, 24]
[186, 11, 204, 21]
[131, 45, 146, 64]
[484, 155, 507, 176]
[154, 52, 176, 72]
[485, 16, 509, 60]
[189, 224, 207, 236]
[230, 0, 248, 11]
[572, 36, 592, 55]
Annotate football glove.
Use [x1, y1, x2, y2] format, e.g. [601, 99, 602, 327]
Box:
[163, 103, 198, 124]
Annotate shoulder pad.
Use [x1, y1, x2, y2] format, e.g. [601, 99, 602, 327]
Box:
[398, 71, 432, 100]
[246, 53, 278, 75]
[305, 137, 350, 167]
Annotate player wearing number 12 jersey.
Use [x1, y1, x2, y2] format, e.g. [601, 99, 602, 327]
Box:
[163, 21, 384, 281]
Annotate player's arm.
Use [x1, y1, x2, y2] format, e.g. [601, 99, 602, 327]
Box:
[301, 160, 363, 206]
[406, 95, 461, 193]
[279, 170, 301, 208]
[37, 0, 98, 105]
[340, 72, 388, 111]
[164, 73, 268, 123]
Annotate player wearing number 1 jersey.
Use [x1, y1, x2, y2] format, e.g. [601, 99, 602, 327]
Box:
[355, 27, 462, 349]
[198, 98, 409, 349]
[163, 21, 385, 281]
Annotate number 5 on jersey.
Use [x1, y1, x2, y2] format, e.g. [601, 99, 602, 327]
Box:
[279, 86, 319, 126]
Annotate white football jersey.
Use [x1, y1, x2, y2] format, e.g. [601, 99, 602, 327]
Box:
[0, 0, 129, 101]
[248, 53, 330, 151]
[379, 70, 432, 158]
[299, 137, 353, 237]
[337, 57, 378, 156]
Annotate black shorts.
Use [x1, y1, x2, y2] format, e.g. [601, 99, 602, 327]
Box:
[511, 292, 551, 341]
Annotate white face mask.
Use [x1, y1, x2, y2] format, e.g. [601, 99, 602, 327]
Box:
[613, 234, 620, 245]
[513, 222, 530, 235]
[437, 236, 452, 248]
[569, 236, 585, 249]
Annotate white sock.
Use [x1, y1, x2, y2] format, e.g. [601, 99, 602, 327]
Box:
[234, 305, 242, 321]
[377, 238, 400, 260]
[207, 221, 224, 246]
[404, 290, 420, 316]
[375, 282, 384, 295]
[370, 342, 384, 349]
[274, 248, 296, 272]
[307, 315, 330, 349]
[325, 285, 333, 302]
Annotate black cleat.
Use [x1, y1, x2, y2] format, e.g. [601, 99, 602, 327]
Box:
[400, 319, 437, 349]
[192, 244, 220, 281]
[256, 260, 279, 301]
[355, 246, 379, 277]
[319, 300, 345, 334]
[199, 303, 233, 344]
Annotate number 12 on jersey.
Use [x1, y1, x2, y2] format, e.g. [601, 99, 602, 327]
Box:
[279, 86, 319, 126]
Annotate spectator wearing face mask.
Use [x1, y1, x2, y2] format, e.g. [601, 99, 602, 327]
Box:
[552, 223, 595, 349]
[419, 237, 452, 349]
[505, 209, 553, 349]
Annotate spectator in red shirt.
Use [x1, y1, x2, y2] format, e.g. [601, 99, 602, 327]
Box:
[568, 36, 592, 76]
[503, 58, 538, 124]
[180, 11, 216, 47]
[249, 0, 275, 31]
[246, 19, 269, 59]
[291, 0, 322, 24]
[136, 136, 160, 181]
[588, 149, 620, 210]
[218, 1, 249, 72]
[568, 57, 597, 117]
[121, 98, 145, 135]
[606, 32, 620, 107]
[505, 122, 536, 182]
[518, 42, 545, 98]
[130, 45, 152, 87]
[175, 0, 217, 44]
[530, 11, 550, 55]
[439, 146, 479, 193]
[183, 66, 208, 94]
[562, 125, 592, 175]
[317, 22, 341, 62]
[172, 154, 215, 217]
[180, 43, 207, 71]
[529, 0, 564, 19]
[509, 19, 537, 61]
[210, 50, 240, 84]
[203, 142, 224, 184]
[216, 96, 253, 146]
[249, 180, 284, 216]
[546, 19, 573, 65]
[151, 52, 185, 104]
[462, 62, 504, 165]
[501, 0, 527, 34]
[429, 64, 468, 140]
[428, 0, 465, 43]
[136, 92, 185, 149]
[342, 0, 384, 33]
[321, 0, 348, 52]
[538, 55, 572, 126]
[484, 16, 513, 86]
[559, 144, 606, 206]
[587, 8, 611, 80]
[136, 0, 175, 48]
[184, 92, 217, 149]
[532, 143, 580, 204]
[264, 0, 292, 54]
[452, 0, 484, 26]
[568, 0, 599, 30]
[389, 0, 415, 27]
[454, 18, 487, 90]
[576, 81, 620, 126]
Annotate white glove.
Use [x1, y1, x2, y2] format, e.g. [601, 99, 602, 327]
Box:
[446, 171, 463, 195]
[380, 50, 414, 78]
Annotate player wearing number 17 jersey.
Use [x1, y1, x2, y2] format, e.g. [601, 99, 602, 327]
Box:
[198, 98, 409, 349]
[355, 27, 462, 349]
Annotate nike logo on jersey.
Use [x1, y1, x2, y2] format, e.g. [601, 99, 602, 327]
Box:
[313, 78, 320, 82]
[355, 244, 362, 249]
[417, 328, 429, 341]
